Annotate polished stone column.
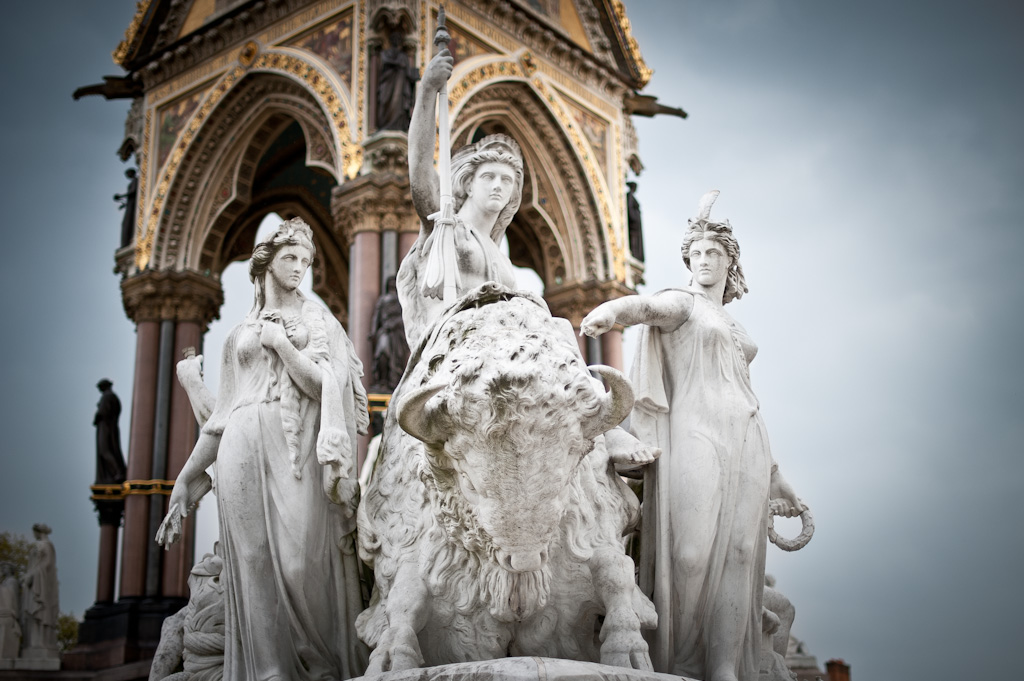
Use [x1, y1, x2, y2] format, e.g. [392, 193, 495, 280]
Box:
[600, 327, 624, 371]
[118, 317, 159, 599]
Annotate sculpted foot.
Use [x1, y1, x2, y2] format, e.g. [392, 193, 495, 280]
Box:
[365, 625, 424, 674]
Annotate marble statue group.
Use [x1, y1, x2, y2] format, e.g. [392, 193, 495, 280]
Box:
[155, 20, 813, 681]
[1, 524, 61, 669]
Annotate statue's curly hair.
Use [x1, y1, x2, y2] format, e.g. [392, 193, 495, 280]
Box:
[681, 218, 748, 305]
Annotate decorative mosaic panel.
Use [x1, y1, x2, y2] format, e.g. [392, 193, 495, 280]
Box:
[156, 88, 205, 171]
[289, 11, 354, 88]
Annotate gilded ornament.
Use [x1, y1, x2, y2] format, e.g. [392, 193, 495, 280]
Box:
[239, 41, 260, 67]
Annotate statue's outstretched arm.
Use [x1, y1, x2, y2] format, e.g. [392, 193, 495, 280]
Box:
[581, 291, 693, 337]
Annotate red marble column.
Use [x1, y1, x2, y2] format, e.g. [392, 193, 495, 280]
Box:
[398, 230, 418, 262]
[600, 328, 624, 371]
[95, 523, 119, 604]
[119, 320, 159, 598]
[350, 229, 381, 392]
[161, 320, 203, 598]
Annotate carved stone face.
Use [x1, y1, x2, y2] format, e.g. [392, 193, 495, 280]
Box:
[466, 161, 516, 215]
[687, 236, 731, 288]
[268, 244, 312, 292]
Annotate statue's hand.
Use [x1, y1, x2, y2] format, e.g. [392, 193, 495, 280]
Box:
[581, 306, 616, 338]
[769, 468, 804, 518]
[156, 504, 182, 547]
[421, 48, 453, 95]
[260, 321, 288, 352]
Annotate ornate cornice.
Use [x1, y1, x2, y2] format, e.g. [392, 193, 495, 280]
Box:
[121, 269, 224, 325]
[126, 0, 337, 90]
[454, 0, 639, 94]
[606, 0, 650, 87]
[113, 0, 153, 66]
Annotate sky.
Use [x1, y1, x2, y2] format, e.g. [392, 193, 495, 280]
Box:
[0, 2, 1021, 680]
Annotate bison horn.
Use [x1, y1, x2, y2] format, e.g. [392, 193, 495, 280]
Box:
[582, 365, 635, 439]
[397, 381, 450, 444]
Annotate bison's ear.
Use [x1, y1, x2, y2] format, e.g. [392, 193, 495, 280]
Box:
[582, 365, 635, 440]
[397, 382, 450, 444]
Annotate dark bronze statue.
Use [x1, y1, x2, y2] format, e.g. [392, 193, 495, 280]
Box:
[369, 276, 410, 393]
[376, 31, 419, 132]
[94, 379, 127, 484]
[114, 168, 138, 249]
[626, 181, 645, 262]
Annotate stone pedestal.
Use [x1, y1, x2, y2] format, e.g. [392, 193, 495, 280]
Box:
[352, 657, 694, 681]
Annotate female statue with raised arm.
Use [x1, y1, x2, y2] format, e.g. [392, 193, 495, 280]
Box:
[157, 217, 369, 680]
[397, 47, 524, 347]
[581, 192, 805, 681]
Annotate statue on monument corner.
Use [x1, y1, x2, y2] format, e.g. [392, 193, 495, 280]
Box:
[20, 524, 58, 658]
[0, 563, 20, 659]
[581, 190, 811, 681]
[376, 29, 418, 132]
[368, 275, 410, 393]
[114, 168, 138, 249]
[626, 181, 645, 262]
[156, 217, 370, 680]
[93, 378, 127, 484]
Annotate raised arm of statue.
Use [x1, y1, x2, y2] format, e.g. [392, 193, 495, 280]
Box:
[408, 48, 453, 228]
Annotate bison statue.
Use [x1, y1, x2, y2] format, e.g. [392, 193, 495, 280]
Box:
[356, 283, 656, 673]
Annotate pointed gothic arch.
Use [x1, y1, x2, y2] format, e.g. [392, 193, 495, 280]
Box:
[149, 69, 353, 319]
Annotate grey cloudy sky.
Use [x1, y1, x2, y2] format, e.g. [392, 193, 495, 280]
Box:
[0, 2, 1021, 680]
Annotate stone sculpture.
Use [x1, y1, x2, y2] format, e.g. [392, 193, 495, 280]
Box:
[93, 378, 127, 484]
[376, 30, 418, 131]
[114, 168, 138, 248]
[20, 524, 58, 659]
[397, 45, 524, 348]
[0, 563, 20, 659]
[156, 217, 370, 680]
[357, 284, 656, 672]
[760, 576, 797, 681]
[150, 549, 226, 681]
[626, 181, 645, 262]
[581, 191, 807, 681]
[369, 275, 410, 393]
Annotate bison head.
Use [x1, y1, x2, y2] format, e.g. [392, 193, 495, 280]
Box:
[398, 362, 632, 574]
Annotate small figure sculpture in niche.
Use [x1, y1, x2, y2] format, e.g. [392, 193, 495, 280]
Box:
[368, 275, 410, 393]
[20, 524, 58, 658]
[156, 218, 369, 680]
[376, 29, 419, 132]
[626, 181, 645, 262]
[114, 168, 138, 249]
[582, 191, 807, 681]
[93, 378, 127, 484]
